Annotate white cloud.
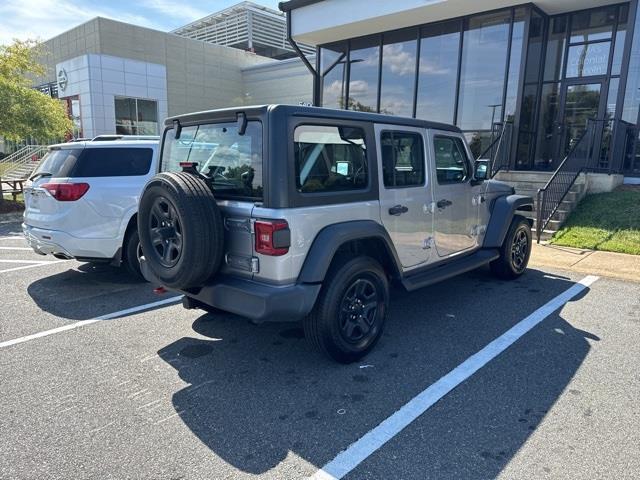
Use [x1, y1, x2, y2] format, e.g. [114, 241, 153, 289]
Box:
[382, 44, 415, 76]
[0, 0, 165, 45]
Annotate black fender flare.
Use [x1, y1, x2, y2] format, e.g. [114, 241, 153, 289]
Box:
[483, 194, 534, 248]
[297, 220, 402, 284]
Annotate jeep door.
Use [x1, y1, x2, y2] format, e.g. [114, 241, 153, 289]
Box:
[428, 131, 481, 258]
[375, 124, 433, 269]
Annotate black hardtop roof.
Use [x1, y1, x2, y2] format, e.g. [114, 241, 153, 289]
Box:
[164, 104, 461, 133]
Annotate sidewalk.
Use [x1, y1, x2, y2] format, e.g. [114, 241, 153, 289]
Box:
[530, 242, 640, 283]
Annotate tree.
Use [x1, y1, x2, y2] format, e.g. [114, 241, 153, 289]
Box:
[0, 40, 72, 141]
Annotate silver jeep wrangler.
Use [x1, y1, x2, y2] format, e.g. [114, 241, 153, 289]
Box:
[138, 105, 533, 363]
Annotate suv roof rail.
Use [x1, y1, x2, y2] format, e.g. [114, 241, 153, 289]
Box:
[91, 135, 160, 141]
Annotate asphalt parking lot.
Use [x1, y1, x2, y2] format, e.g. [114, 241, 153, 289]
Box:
[1, 218, 639, 480]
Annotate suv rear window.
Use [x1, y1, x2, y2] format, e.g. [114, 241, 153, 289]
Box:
[72, 147, 153, 177]
[294, 125, 368, 193]
[32, 147, 153, 178]
[161, 121, 263, 200]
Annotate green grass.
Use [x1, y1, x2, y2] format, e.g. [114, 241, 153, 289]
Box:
[551, 188, 640, 255]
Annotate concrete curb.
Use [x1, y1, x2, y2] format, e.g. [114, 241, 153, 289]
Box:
[530, 243, 640, 283]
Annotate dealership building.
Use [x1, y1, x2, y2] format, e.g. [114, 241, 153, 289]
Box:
[280, 0, 640, 178]
[31, 1, 313, 139]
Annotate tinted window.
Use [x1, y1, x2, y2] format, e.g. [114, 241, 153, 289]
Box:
[294, 125, 368, 193]
[381, 131, 425, 187]
[71, 148, 153, 177]
[32, 148, 83, 178]
[380, 30, 417, 117]
[434, 136, 470, 184]
[320, 42, 348, 109]
[348, 37, 380, 112]
[162, 121, 263, 200]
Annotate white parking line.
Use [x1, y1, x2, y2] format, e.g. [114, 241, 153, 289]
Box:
[0, 247, 32, 250]
[0, 296, 183, 349]
[310, 275, 600, 480]
[0, 259, 58, 264]
[0, 236, 23, 241]
[0, 261, 66, 274]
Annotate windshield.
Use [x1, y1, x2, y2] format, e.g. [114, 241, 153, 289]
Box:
[32, 148, 83, 178]
[161, 121, 263, 200]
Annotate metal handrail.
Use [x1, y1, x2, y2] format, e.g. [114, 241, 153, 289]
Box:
[0, 145, 48, 180]
[535, 119, 601, 243]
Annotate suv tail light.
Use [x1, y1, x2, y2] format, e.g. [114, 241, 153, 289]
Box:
[41, 183, 90, 201]
[255, 220, 290, 256]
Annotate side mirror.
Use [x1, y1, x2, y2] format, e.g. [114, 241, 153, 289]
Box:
[474, 160, 488, 181]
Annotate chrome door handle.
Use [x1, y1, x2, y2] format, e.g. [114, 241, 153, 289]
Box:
[388, 205, 409, 216]
[437, 199, 452, 209]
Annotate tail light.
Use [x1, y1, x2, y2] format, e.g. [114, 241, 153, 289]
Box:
[41, 183, 90, 201]
[255, 220, 290, 256]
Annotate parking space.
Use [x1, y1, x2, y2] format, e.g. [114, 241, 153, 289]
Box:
[1, 218, 639, 480]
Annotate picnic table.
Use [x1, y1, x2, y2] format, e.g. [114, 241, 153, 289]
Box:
[0, 178, 25, 201]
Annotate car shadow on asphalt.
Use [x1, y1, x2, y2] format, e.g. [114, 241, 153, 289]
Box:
[155, 267, 596, 478]
[27, 262, 159, 320]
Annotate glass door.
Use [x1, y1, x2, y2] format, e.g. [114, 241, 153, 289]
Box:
[555, 81, 606, 160]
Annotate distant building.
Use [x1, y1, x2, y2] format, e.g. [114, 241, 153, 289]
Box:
[30, 2, 313, 139]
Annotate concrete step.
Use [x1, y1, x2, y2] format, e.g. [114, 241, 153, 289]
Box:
[516, 189, 583, 204]
[521, 208, 571, 223]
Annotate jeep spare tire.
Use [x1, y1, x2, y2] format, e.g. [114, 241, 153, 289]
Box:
[138, 172, 224, 289]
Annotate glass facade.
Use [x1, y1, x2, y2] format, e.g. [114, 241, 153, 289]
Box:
[317, 2, 640, 175]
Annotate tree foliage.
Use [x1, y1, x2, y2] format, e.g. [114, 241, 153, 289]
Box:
[0, 40, 72, 141]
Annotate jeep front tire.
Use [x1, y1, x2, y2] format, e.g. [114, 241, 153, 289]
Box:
[490, 215, 532, 279]
[304, 256, 389, 363]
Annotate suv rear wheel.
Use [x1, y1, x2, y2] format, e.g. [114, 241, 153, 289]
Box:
[304, 256, 389, 363]
[122, 228, 143, 280]
[490, 215, 532, 279]
[138, 172, 224, 289]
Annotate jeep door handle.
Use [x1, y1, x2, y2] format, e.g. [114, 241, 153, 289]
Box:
[437, 199, 453, 209]
[388, 204, 409, 216]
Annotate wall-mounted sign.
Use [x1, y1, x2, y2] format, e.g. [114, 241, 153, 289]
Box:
[57, 68, 68, 92]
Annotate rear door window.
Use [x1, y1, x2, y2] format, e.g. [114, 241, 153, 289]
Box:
[294, 125, 368, 193]
[72, 147, 153, 177]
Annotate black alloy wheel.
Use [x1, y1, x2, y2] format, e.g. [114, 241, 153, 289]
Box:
[510, 225, 529, 273]
[148, 196, 183, 268]
[339, 277, 381, 343]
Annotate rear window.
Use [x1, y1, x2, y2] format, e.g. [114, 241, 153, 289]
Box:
[294, 125, 368, 193]
[161, 121, 263, 200]
[33, 148, 83, 178]
[72, 147, 153, 177]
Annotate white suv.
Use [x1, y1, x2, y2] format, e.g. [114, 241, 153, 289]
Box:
[23, 136, 159, 278]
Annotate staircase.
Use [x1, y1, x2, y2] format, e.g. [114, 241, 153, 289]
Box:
[494, 171, 587, 241]
[0, 145, 47, 180]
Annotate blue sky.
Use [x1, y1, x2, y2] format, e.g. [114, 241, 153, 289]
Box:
[0, 0, 282, 45]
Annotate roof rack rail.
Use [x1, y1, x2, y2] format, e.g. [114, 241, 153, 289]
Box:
[91, 135, 160, 141]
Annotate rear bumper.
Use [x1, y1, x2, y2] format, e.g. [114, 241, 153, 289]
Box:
[140, 257, 321, 323]
[22, 224, 120, 260]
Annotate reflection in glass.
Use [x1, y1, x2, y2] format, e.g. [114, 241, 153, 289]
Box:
[525, 12, 544, 84]
[612, 5, 628, 76]
[566, 43, 611, 78]
[600, 78, 620, 167]
[561, 83, 602, 156]
[457, 12, 510, 130]
[348, 37, 380, 112]
[380, 30, 418, 117]
[570, 6, 616, 43]
[415, 21, 460, 124]
[504, 9, 526, 122]
[534, 83, 560, 169]
[544, 16, 567, 81]
[320, 42, 348, 109]
[464, 131, 493, 160]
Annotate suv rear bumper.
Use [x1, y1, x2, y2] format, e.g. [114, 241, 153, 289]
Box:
[140, 257, 321, 322]
[22, 224, 119, 260]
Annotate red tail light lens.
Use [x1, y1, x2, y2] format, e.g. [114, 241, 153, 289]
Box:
[255, 220, 290, 256]
[41, 183, 90, 201]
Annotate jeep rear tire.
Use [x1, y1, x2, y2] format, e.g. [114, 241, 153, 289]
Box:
[304, 256, 389, 363]
[490, 215, 532, 280]
[138, 172, 224, 289]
